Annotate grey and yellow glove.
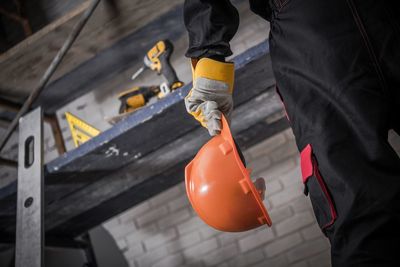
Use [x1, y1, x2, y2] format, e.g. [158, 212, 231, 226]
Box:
[184, 58, 235, 136]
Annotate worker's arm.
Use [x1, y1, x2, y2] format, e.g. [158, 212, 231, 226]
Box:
[184, 0, 239, 59]
[183, 0, 239, 135]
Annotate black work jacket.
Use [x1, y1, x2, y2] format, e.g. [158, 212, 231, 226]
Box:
[184, 0, 272, 58]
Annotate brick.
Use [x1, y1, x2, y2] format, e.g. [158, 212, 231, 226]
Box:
[203, 243, 239, 266]
[149, 185, 181, 206]
[258, 158, 297, 182]
[126, 257, 137, 267]
[125, 224, 158, 246]
[123, 243, 144, 259]
[135, 206, 168, 227]
[246, 133, 286, 158]
[279, 167, 302, 187]
[264, 233, 303, 257]
[116, 238, 128, 251]
[265, 179, 283, 196]
[229, 248, 265, 267]
[119, 202, 151, 223]
[199, 226, 221, 239]
[177, 216, 205, 235]
[102, 217, 120, 231]
[168, 194, 190, 212]
[275, 211, 315, 237]
[238, 229, 275, 253]
[291, 261, 309, 267]
[144, 228, 177, 251]
[183, 238, 219, 259]
[176, 182, 187, 193]
[268, 185, 303, 208]
[286, 237, 330, 263]
[242, 150, 253, 161]
[268, 205, 293, 224]
[152, 253, 184, 267]
[105, 221, 136, 239]
[218, 232, 250, 246]
[301, 223, 324, 241]
[265, 110, 286, 124]
[248, 157, 272, 174]
[308, 250, 331, 267]
[290, 196, 313, 213]
[157, 208, 191, 230]
[166, 232, 202, 254]
[283, 128, 296, 141]
[251, 254, 288, 267]
[269, 141, 299, 163]
[181, 261, 204, 267]
[136, 246, 170, 267]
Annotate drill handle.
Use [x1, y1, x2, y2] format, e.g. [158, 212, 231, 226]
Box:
[160, 56, 180, 86]
[159, 40, 181, 87]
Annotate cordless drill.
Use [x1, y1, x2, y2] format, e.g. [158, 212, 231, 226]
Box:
[118, 39, 184, 114]
[117, 85, 160, 114]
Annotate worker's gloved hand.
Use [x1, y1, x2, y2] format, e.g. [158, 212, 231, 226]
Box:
[185, 58, 234, 136]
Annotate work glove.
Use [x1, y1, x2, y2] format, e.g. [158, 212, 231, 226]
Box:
[185, 58, 235, 136]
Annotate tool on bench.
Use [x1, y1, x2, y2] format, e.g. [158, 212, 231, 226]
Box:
[131, 39, 184, 94]
[117, 85, 160, 114]
[66, 112, 100, 147]
[107, 39, 184, 124]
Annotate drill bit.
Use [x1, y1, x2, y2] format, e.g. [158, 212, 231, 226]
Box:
[131, 66, 145, 81]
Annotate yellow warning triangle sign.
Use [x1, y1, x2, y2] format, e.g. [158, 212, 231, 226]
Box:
[65, 112, 100, 147]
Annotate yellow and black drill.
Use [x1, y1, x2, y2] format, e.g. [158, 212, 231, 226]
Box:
[118, 39, 184, 114]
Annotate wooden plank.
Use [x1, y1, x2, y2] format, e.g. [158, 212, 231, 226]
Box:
[46, 91, 287, 237]
[0, 0, 185, 104]
[0, 41, 285, 238]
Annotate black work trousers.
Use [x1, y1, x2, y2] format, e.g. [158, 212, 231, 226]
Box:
[269, 0, 400, 266]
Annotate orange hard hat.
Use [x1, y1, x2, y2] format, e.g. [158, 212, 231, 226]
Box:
[185, 115, 272, 232]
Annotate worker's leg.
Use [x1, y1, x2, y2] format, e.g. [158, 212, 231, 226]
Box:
[268, 0, 400, 266]
[369, 2, 400, 135]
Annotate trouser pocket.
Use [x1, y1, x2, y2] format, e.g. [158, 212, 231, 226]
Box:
[300, 144, 337, 232]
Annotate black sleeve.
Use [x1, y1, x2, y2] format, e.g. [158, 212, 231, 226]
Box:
[184, 0, 240, 59]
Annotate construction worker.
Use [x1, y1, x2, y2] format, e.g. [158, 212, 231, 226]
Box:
[183, 0, 400, 266]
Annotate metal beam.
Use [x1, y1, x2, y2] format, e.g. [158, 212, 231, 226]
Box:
[0, 0, 100, 152]
[15, 107, 44, 267]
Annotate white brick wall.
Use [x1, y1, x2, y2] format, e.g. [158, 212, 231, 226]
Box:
[102, 128, 332, 267]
